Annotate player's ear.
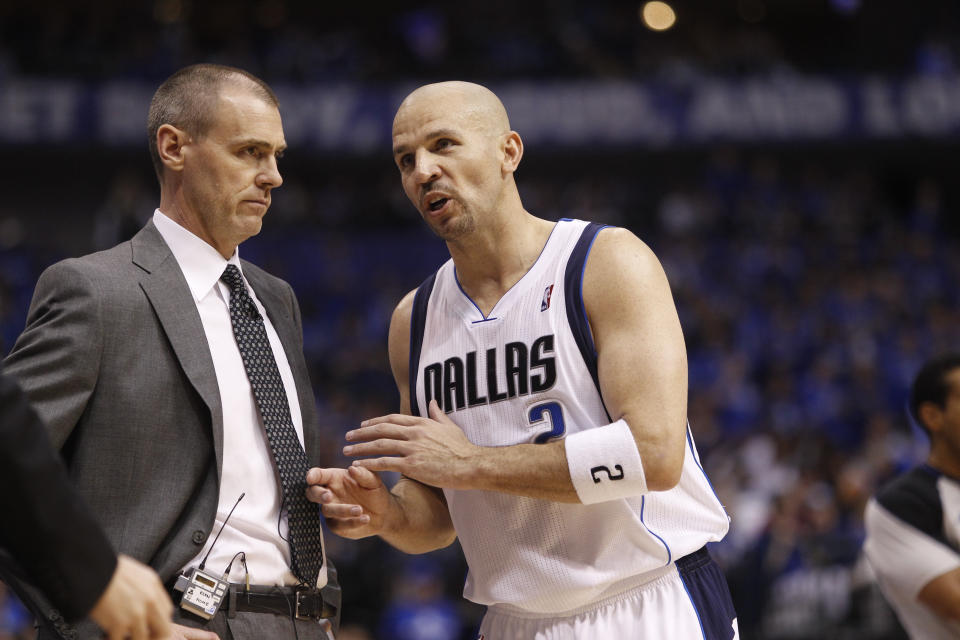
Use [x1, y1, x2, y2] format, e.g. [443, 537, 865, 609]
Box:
[157, 124, 190, 173]
[919, 402, 944, 435]
[501, 131, 523, 175]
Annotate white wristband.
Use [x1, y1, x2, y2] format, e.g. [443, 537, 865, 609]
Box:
[564, 419, 647, 504]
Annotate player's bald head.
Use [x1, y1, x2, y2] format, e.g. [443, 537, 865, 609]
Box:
[393, 81, 510, 137]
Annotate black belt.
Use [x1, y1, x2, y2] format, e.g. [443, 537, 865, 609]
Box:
[229, 584, 335, 621]
[172, 582, 336, 621]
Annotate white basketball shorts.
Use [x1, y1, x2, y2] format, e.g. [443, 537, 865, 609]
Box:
[477, 547, 739, 640]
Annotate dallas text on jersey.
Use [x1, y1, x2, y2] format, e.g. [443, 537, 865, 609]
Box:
[423, 334, 558, 413]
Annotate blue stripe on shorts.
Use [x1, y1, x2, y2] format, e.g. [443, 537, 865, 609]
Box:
[677, 547, 738, 640]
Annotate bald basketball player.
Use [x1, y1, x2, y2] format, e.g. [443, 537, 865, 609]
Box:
[308, 81, 738, 639]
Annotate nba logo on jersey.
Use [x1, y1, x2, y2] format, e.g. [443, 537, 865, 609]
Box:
[540, 284, 554, 311]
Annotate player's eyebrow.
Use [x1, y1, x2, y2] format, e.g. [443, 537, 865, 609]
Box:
[393, 129, 459, 157]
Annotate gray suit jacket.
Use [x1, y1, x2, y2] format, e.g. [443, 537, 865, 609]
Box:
[4, 221, 335, 637]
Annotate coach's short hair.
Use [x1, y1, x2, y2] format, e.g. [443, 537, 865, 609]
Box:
[909, 353, 960, 436]
[147, 63, 279, 180]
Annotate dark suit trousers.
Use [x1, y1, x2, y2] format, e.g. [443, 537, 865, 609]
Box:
[172, 608, 336, 640]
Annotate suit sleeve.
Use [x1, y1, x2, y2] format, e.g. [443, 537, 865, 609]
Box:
[4, 260, 103, 447]
[0, 365, 116, 620]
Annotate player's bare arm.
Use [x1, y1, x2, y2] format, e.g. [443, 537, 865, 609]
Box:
[918, 566, 960, 621]
[347, 226, 687, 500]
[307, 290, 456, 553]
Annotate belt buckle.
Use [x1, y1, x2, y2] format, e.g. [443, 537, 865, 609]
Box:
[294, 589, 319, 621]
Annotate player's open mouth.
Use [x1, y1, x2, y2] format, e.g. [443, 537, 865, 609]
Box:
[429, 198, 448, 212]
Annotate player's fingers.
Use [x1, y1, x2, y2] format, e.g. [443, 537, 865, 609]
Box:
[345, 423, 413, 443]
[348, 464, 383, 489]
[427, 399, 448, 423]
[359, 413, 421, 428]
[343, 438, 411, 457]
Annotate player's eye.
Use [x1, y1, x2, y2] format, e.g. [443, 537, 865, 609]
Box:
[398, 154, 413, 169]
[435, 138, 453, 150]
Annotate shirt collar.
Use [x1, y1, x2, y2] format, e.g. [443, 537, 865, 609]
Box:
[153, 209, 243, 303]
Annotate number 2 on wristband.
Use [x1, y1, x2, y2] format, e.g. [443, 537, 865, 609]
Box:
[528, 401, 566, 444]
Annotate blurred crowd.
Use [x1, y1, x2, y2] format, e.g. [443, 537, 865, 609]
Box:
[1, 0, 958, 84]
[2, 2, 960, 638]
[2, 146, 956, 638]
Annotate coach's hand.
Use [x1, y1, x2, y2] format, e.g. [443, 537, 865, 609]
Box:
[306, 466, 394, 538]
[343, 400, 480, 490]
[88, 554, 174, 640]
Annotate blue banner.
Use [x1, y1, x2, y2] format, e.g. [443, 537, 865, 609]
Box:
[1, 74, 959, 149]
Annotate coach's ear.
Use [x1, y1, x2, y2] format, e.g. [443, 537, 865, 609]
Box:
[156, 124, 190, 173]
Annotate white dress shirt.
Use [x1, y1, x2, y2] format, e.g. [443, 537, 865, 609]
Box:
[154, 210, 323, 587]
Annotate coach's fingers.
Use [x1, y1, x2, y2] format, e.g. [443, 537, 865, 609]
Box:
[306, 467, 334, 485]
[321, 502, 364, 518]
[327, 513, 372, 529]
[347, 464, 383, 489]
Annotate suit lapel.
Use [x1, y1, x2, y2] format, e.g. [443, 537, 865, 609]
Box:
[243, 266, 321, 461]
[132, 222, 225, 474]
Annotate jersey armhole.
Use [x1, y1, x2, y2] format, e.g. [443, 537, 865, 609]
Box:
[408, 272, 437, 418]
[563, 222, 611, 421]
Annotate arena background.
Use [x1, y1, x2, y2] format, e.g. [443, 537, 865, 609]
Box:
[2, 1, 960, 638]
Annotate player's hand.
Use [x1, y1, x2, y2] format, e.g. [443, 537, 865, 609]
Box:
[88, 554, 174, 640]
[169, 623, 220, 639]
[343, 400, 480, 490]
[306, 466, 394, 538]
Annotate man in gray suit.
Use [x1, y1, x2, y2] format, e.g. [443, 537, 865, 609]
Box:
[4, 64, 338, 640]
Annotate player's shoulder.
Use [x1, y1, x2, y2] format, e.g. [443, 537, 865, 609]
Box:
[587, 225, 660, 269]
[580, 223, 666, 296]
[874, 465, 944, 540]
[392, 287, 418, 327]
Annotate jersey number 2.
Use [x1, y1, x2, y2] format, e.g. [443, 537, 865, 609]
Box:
[528, 402, 566, 444]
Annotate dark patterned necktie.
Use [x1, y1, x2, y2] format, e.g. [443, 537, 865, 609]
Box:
[220, 264, 323, 587]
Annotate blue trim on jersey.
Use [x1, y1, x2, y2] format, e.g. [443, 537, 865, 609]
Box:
[408, 272, 437, 418]
[452, 221, 563, 321]
[454, 272, 488, 319]
[470, 317, 499, 324]
[563, 222, 611, 421]
[686, 424, 729, 520]
[679, 572, 708, 640]
[640, 495, 673, 564]
[686, 424, 705, 471]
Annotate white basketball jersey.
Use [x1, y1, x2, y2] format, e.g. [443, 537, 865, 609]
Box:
[408, 218, 729, 616]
